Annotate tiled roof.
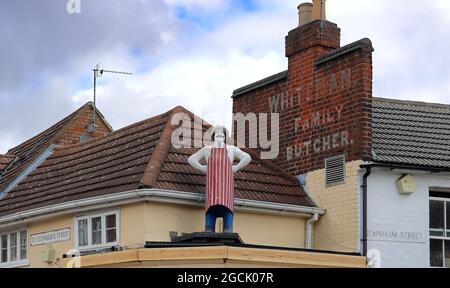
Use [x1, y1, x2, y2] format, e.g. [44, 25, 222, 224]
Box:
[0, 155, 15, 172]
[372, 97, 450, 169]
[0, 102, 111, 193]
[0, 106, 315, 217]
[157, 146, 314, 206]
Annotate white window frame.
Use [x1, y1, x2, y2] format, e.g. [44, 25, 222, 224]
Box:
[0, 228, 29, 268]
[429, 197, 450, 268]
[74, 210, 120, 251]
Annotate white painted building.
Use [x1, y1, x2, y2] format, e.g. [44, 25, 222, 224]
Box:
[362, 98, 450, 268]
[364, 169, 450, 267]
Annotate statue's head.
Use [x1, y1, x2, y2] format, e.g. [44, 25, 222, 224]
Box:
[211, 125, 227, 145]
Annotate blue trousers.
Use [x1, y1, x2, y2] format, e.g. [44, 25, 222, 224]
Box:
[205, 205, 234, 233]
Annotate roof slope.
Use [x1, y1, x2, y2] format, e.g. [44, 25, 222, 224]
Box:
[372, 97, 450, 169]
[152, 108, 314, 207]
[0, 102, 112, 193]
[0, 106, 315, 217]
[0, 155, 14, 172]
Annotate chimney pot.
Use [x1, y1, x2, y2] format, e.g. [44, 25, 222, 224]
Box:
[312, 0, 327, 21]
[298, 3, 313, 27]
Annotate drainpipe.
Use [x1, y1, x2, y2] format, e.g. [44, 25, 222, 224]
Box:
[305, 213, 319, 249]
[362, 166, 372, 256]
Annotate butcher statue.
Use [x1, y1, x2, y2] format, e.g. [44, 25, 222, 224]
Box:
[188, 125, 251, 233]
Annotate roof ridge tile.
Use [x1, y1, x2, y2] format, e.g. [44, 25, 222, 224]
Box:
[140, 106, 185, 188]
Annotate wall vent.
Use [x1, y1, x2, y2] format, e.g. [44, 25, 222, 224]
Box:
[325, 155, 346, 187]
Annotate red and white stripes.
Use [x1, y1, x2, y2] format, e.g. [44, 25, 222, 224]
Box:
[206, 148, 234, 212]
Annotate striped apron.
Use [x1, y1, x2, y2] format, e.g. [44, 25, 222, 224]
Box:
[206, 147, 234, 212]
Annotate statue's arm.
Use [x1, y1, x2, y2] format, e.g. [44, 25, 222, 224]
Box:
[188, 148, 208, 175]
[232, 147, 252, 173]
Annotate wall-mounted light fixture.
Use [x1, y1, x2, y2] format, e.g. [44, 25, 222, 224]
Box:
[396, 174, 417, 195]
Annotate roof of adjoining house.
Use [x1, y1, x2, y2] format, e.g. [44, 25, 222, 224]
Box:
[0, 155, 15, 172]
[372, 97, 450, 169]
[0, 102, 111, 194]
[0, 106, 315, 217]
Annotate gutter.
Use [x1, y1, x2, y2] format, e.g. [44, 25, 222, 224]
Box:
[0, 189, 325, 229]
[360, 162, 450, 173]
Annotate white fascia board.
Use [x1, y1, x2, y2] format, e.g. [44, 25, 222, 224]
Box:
[361, 162, 450, 177]
[0, 189, 325, 229]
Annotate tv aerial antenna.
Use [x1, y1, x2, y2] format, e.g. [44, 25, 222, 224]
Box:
[89, 63, 132, 133]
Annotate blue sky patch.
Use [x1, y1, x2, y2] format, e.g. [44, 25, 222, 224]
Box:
[173, 0, 260, 30]
[233, 0, 259, 13]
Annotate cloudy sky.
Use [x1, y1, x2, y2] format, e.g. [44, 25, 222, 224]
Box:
[0, 0, 449, 154]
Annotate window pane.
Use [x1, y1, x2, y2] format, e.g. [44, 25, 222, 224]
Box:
[1, 235, 7, 263]
[92, 231, 102, 245]
[430, 230, 444, 237]
[91, 217, 102, 245]
[446, 241, 450, 268]
[10, 233, 17, 262]
[430, 201, 444, 235]
[430, 239, 443, 267]
[106, 214, 117, 244]
[78, 219, 88, 247]
[106, 228, 117, 243]
[20, 231, 27, 260]
[106, 214, 116, 229]
[447, 203, 450, 237]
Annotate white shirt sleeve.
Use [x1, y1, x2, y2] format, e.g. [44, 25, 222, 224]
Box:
[231, 147, 252, 173]
[188, 147, 208, 174]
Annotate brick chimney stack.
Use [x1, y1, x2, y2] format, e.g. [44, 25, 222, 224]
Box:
[286, 1, 340, 58]
[232, 2, 374, 176]
[286, 1, 341, 121]
[231, 2, 374, 254]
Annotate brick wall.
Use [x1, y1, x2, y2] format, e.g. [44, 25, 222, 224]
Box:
[232, 76, 288, 151]
[54, 104, 112, 146]
[232, 20, 373, 176]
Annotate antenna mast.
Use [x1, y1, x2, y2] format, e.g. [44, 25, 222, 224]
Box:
[90, 63, 132, 133]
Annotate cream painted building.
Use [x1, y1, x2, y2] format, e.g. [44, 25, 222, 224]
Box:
[20, 201, 311, 268]
[305, 161, 362, 253]
[0, 103, 365, 268]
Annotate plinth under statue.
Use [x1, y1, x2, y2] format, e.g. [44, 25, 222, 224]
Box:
[188, 126, 251, 233]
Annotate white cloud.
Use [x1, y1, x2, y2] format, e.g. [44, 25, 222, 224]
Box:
[0, 132, 20, 155]
[203, 9, 295, 54]
[1, 0, 449, 154]
[71, 48, 285, 133]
